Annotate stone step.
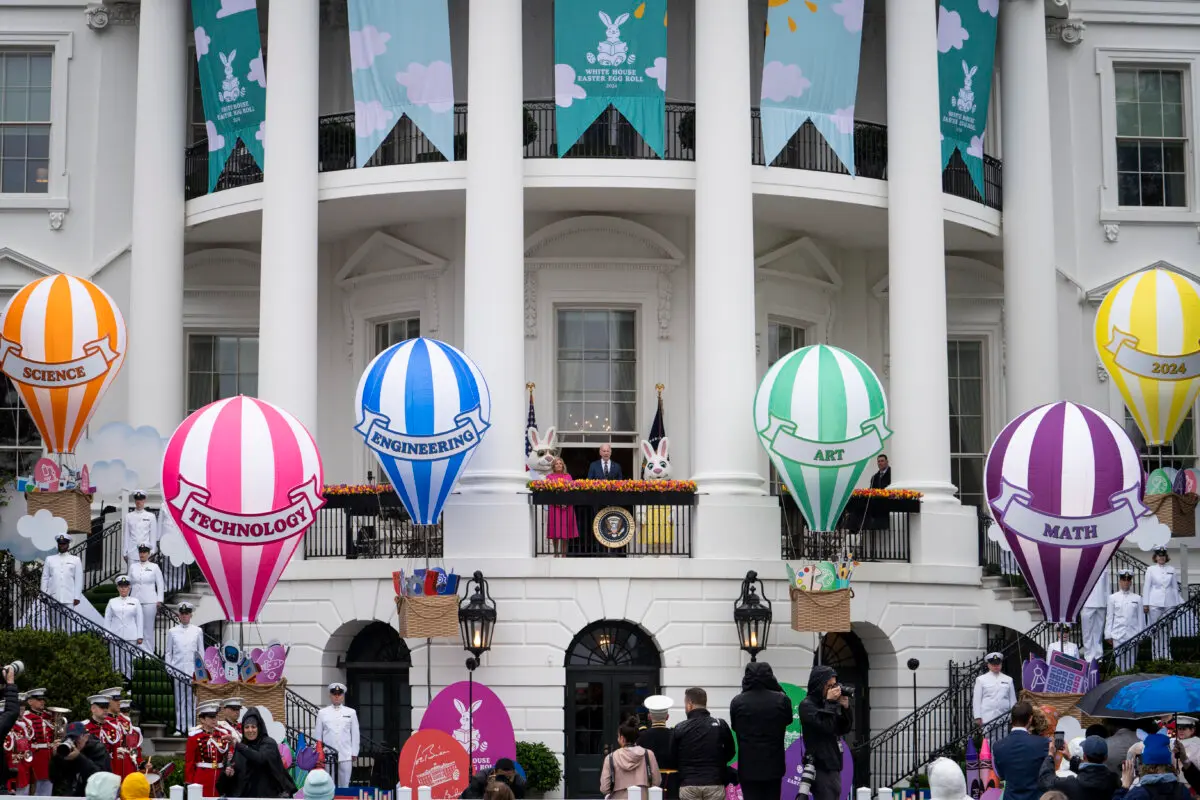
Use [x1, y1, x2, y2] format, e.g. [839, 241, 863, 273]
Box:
[149, 736, 188, 757]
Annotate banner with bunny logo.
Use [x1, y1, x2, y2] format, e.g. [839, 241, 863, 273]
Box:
[190, 0, 266, 193]
[420, 681, 516, 774]
[937, 0, 998, 198]
[347, 0, 456, 167]
[759, 0, 865, 175]
[554, 0, 668, 158]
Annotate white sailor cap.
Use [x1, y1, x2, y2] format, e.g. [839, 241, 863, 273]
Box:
[115, 575, 130, 586]
[54, 533, 71, 543]
[328, 682, 347, 694]
[88, 695, 112, 707]
[119, 700, 131, 710]
[177, 602, 195, 613]
[17, 692, 26, 703]
[645, 695, 673, 713]
[132, 490, 146, 500]
[1118, 568, 1134, 578]
[197, 701, 220, 717]
[985, 652, 1003, 663]
[100, 687, 123, 699]
[222, 697, 243, 708]
[1179, 716, 1198, 727]
[24, 688, 46, 699]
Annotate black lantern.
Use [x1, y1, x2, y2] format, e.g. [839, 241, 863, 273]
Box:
[733, 570, 772, 661]
[459, 570, 497, 667]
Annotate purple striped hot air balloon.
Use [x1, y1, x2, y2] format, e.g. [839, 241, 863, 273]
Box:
[985, 402, 1163, 623]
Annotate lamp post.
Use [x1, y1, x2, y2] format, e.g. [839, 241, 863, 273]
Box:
[734, 570, 772, 662]
[907, 658, 919, 768]
[459, 570, 497, 765]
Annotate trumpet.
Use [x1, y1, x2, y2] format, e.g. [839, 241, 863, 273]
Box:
[46, 707, 70, 740]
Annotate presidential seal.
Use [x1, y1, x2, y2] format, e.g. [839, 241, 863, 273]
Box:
[593, 506, 635, 549]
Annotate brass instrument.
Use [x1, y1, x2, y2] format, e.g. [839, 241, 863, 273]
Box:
[46, 707, 70, 740]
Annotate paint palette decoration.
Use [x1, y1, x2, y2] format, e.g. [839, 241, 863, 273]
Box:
[786, 556, 858, 592]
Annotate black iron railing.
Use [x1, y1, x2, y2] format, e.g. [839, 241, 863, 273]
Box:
[183, 103, 1003, 209]
[529, 490, 695, 557]
[304, 494, 443, 559]
[779, 493, 914, 561]
[1099, 585, 1200, 678]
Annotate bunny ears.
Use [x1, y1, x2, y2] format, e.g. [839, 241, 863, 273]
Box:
[527, 426, 559, 451]
[641, 438, 669, 461]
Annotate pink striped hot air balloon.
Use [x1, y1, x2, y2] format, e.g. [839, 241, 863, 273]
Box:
[161, 396, 324, 623]
[985, 402, 1166, 623]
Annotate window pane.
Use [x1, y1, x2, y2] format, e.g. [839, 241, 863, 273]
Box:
[960, 415, 983, 454]
[188, 373, 213, 411]
[1138, 70, 1162, 103]
[238, 337, 258, 374]
[218, 373, 238, 399]
[1116, 102, 1140, 136]
[1140, 141, 1164, 173]
[1163, 103, 1184, 138]
[1, 160, 24, 192]
[1161, 71, 1183, 104]
[1163, 142, 1187, 173]
[1116, 141, 1139, 172]
[557, 308, 637, 434]
[1141, 173, 1165, 206]
[957, 344, 981, 378]
[26, 127, 47, 159]
[4, 55, 28, 89]
[238, 374, 257, 398]
[1165, 173, 1187, 207]
[189, 336, 214, 372]
[768, 323, 780, 366]
[1140, 103, 1163, 137]
[29, 55, 50, 87]
[28, 88, 49, 122]
[3, 89, 28, 122]
[1118, 172, 1141, 206]
[216, 336, 238, 372]
[1115, 69, 1137, 103]
[26, 160, 47, 193]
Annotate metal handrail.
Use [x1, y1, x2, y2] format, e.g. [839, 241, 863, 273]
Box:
[1098, 585, 1200, 678]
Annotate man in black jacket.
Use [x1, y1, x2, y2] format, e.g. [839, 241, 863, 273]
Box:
[1037, 735, 1120, 800]
[0, 666, 18, 793]
[730, 663, 793, 800]
[798, 665, 853, 800]
[460, 759, 527, 799]
[670, 688, 735, 800]
[48, 722, 108, 797]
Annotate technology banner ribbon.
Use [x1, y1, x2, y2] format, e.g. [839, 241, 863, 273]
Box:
[937, 0, 998, 197]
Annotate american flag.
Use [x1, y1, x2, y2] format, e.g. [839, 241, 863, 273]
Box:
[524, 385, 537, 470]
[642, 386, 666, 472]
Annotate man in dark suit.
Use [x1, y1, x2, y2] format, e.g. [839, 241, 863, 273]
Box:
[870, 454, 891, 489]
[992, 701, 1046, 800]
[587, 444, 624, 480]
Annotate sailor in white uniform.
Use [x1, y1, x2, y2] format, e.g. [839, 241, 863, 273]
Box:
[104, 576, 143, 677]
[1081, 571, 1109, 662]
[165, 602, 205, 736]
[1144, 548, 1182, 661]
[1106, 569, 1144, 672]
[1046, 624, 1080, 659]
[128, 545, 164, 652]
[313, 682, 359, 787]
[972, 652, 1016, 727]
[40, 534, 82, 607]
[123, 491, 158, 569]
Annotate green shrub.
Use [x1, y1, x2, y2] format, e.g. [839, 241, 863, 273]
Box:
[0, 628, 124, 719]
[516, 741, 562, 795]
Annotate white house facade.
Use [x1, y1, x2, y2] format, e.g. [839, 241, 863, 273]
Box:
[0, 0, 1198, 794]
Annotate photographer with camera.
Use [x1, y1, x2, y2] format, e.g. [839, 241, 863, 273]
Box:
[461, 758, 527, 799]
[797, 666, 853, 800]
[47, 719, 109, 797]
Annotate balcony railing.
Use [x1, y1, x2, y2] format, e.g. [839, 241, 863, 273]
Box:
[304, 492, 443, 559]
[779, 493, 914, 562]
[529, 488, 695, 557]
[184, 102, 1002, 209]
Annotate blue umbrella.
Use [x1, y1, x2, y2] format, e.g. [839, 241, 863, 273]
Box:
[1079, 675, 1200, 719]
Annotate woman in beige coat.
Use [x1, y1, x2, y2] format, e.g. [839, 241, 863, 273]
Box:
[600, 717, 662, 799]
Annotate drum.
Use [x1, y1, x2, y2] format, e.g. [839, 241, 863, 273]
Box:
[146, 772, 162, 798]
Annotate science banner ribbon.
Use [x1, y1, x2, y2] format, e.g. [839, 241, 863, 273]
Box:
[554, 0, 667, 158]
[348, 0, 456, 166]
[937, 0, 998, 197]
[759, 0, 864, 174]
[190, 0, 266, 192]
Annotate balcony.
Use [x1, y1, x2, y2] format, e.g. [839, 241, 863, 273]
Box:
[779, 492, 915, 562]
[304, 491, 443, 559]
[183, 102, 1002, 210]
[529, 485, 695, 557]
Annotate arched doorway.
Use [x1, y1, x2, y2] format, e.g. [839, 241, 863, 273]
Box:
[819, 630, 870, 752]
[565, 621, 662, 798]
[344, 622, 412, 768]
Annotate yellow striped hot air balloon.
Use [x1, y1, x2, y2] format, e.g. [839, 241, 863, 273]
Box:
[1095, 267, 1200, 446]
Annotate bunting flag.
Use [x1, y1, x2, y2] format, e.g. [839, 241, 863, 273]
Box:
[348, 0, 456, 166]
[760, 0, 865, 174]
[937, 0, 999, 197]
[191, 0, 266, 192]
[524, 385, 537, 470]
[554, 0, 668, 158]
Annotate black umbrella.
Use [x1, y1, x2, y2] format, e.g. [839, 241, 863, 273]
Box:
[1077, 674, 1171, 720]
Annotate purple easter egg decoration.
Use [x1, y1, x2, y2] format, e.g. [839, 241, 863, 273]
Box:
[204, 646, 227, 685]
[985, 402, 1152, 623]
[420, 681, 516, 775]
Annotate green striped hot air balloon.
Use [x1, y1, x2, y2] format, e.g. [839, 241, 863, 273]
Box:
[755, 345, 891, 533]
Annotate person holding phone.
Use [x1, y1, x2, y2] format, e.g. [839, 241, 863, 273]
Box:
[1039, 735, 1120, 800]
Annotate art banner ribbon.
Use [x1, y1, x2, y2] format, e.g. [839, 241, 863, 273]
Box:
[356, 406, 489, 461]
[989, 480, 1143, 547]
[1105, 329, 1199, 380]
[760, 413, 891, 467]
[0, 337, 118, 388]
[170, 476, 325, 545]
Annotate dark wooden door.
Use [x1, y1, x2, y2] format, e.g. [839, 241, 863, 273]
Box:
[565, 670, 658, 798]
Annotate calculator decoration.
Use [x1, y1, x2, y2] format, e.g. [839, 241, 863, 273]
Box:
[785, 558, 856, 633]
[1022, 651, 1099, 696]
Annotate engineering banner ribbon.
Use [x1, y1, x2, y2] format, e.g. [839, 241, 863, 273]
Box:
[356, 406, 489, 462]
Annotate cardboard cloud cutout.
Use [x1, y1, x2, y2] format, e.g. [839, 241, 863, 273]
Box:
[17, 509, 67, 552]
[76, 422, 168, 491]
[0, 489, 41, 560]
[90, 460, 138, 497]
[157, 509, 196, 567]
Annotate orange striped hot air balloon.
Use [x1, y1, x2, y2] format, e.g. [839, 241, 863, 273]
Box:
[0, 275, 126, 454]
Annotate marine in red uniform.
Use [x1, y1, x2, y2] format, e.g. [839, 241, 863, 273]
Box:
[84, 695, 121, 777]
[185, 702, 229, 797]
[3, 693, 32, 795]
[217, 698, 243, 744]
[20, 688, 54, 796]
[96, 688, 135, 779]
[118, 700, 144, 770]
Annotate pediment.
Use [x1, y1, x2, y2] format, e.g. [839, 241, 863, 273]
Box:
[336, 232, 447, 288]
[184, 248, 260, 290]
[754, 237, 842, 291]
[0, 248, 59, 290]
[1085, 260, 1200, 306]
[873, 256, 1003, 299]
[524, 216, 684, 267]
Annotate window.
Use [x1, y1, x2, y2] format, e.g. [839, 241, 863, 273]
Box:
[374, 316, 420, 356]
[1125, 408, 1197, 472]
[948, 340, 985, 509]
[0, 379, 42, 479]
[767, 319, 806, 495]
[1116, 68, 1187, 208]
[0, 51, 51, 194]
[187, 334, 258, 414]
[556, 308, 637, 444]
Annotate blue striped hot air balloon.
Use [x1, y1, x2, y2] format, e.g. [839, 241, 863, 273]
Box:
[354, 338, 491, 525]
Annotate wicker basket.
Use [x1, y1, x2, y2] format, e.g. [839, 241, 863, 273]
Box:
[194, 678, 287, 725]
[395, 595, 460, 639]
[1144, 492, 1198, 538]
[790, 588, 851, 633]
[1019, 689, 1101, 730]
[26, 490, 93, 533]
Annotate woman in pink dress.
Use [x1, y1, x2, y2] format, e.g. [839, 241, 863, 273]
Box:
[546, 457, 578, 556]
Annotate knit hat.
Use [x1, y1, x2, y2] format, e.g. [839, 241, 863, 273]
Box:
[1143, 733, 1173, 766]
[85, 772, 122, 800]
[120, 772, 151, 800]
[301, 768, 335, 800]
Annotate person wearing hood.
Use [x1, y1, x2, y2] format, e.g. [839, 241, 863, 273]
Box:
[83, 772, 121, 800]
[798, 665, 852, 800]
[599, 717, 661, 800]
[50, 722, 110, 796]
[1038, 734, 1121, 800]
[1115, 734, 1189, 800]
[216, 710, 297, 798]
[928, 757, 971, 800]
[118, 772, 150, 800]
[461, 759, 527, 799]
[729, 663, 793, 800]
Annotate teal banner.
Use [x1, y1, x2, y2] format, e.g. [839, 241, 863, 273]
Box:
[937, 0, 998, 197]
[348, 0, 455, 166]
[760, 0, 864, 175]
[191, 0, 266, 192]
[554, 1, 667, 158]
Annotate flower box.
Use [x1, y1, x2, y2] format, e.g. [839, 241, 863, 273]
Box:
[529, 490, 697, 507]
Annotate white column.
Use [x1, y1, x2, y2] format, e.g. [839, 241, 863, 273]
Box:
[127, 0, 186, 435]
[443, 0, 529, 557]
[1000, 0, 1059, 413]
[258, 0, 320, 433]
[690, 0, 777, 561]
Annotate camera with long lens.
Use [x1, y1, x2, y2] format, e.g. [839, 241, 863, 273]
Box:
[839, 683, 855, 698]
[3, 660, 23, 678]
[795, 756, 816, 799]
[56, 736, 77, 757]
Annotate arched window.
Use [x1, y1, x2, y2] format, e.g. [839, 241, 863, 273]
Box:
[566, 620, 661, 668]
[345, 622, 412, 753]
